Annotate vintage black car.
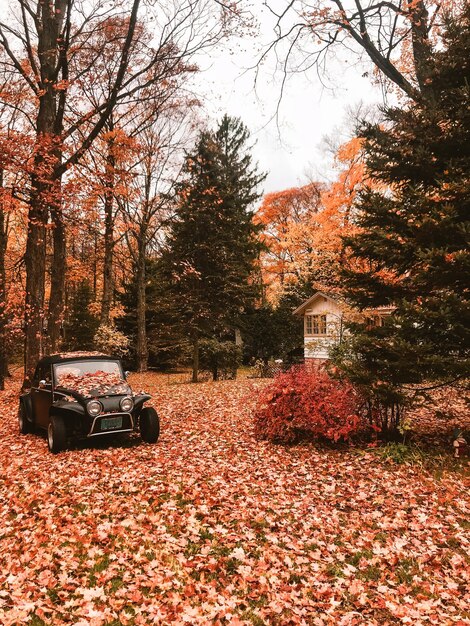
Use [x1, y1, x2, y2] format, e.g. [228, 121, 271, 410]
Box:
[18, 353, 160, 453]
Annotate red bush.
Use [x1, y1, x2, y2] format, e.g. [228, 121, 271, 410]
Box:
[254, 366, 368, 444]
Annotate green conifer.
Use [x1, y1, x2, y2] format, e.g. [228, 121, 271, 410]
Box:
[157, 115, 266, 380]
[334, 9, 470, 426]
[64, 281, 99, 351]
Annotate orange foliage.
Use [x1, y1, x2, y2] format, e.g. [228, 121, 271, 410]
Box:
[255, 137, 367, 300]
[254, 182, 323, 299]
[0, 127, 29, 347]
[316, 137, 365, 253]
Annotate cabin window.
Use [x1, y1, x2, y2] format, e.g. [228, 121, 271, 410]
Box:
[365, 315, 383, 329]
[305, 314, 327, 335]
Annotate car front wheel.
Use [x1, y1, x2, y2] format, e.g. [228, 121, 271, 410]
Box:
[47, 416, 67, 454]
[18, 403, 33, 435]
[140, 407, 160, 444]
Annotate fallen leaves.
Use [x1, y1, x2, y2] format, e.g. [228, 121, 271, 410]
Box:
[56, 371, 130, 397]
[0, 372, 468, 625]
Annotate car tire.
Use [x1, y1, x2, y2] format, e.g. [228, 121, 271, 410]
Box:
[18, 402, 33, 435]
[140, 407, 160, 444]
[47, 415, 67, 454]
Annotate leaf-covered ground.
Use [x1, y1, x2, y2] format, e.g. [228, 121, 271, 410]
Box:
[0, 373, 468, 626]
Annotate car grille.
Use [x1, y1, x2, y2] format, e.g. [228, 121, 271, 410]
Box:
[88, 412, 133, 437]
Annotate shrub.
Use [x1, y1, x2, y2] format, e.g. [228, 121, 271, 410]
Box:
[94, 324, 129, 358]
[375, 442, 424, 465]
[254, 366, 369, 444]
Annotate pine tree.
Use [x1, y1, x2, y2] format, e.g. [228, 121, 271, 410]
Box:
[157, 115, 266, 381]
[118, 259, 188, 370]
[241, 283, 312, 364]
[64, 281, 99, 351]
[334, 10, 470, 427]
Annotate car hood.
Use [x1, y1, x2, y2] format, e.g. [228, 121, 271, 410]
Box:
[55, 372, 131, 399]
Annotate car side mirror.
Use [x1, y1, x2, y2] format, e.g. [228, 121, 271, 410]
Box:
[39, 379, 47, 388]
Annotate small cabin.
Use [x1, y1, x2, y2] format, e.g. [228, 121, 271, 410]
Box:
[293, 291, 393, 364]
[293, 292, 346, 363]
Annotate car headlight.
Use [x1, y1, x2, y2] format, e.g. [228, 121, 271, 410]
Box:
[120, 396, 134, 412]
[87, 400, 103, 417]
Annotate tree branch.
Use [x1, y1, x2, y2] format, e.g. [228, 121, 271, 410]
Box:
[0, 23, 38, 93]
[57, 0, 142, 176]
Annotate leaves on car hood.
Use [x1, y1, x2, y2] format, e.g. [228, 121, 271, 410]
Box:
[56, 371, 131, 398]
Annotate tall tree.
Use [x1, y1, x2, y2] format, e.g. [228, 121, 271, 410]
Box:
[73, 120, 138, 326]
[0, 0, 237, 382]
[254, 137, 367, 300]
[254, 182, 323, 297]
[334, 8, 470, 422]
[121, 106, 196, 372]
[64, 280, 99, 351]
[0, 92, 30, 389]
[0, 142, 11, 390]
[158, 115, 265, 381]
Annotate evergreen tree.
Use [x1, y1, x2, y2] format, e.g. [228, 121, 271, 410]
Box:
[158, 115, 266, 381]
[241, 285, 311, 364]
[334, 9, 470, 428]
[64, 281, 99, 351]
[119, 259, 189, 370]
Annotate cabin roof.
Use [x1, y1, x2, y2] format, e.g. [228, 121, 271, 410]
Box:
[293, 292, 396, 317]
[292, 291, 341, 316]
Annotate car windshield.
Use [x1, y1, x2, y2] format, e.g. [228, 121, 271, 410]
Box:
[54, 360, 130, 397]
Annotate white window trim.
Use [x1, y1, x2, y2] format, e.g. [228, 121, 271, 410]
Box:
[305, 314, 328, 337]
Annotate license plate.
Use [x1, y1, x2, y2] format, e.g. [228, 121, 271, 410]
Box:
[101, 416, 123, 431]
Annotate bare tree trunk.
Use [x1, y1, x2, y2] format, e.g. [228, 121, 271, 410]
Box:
[24, 179, 48, 384]
[23, 0, 62, 384]
[0, 168, 7, 390]
[24, 138, 57, 382]
[93, 228, 98, 296]
[101, 192, 114, 325]
[101, 132, 115, 325]
[48, 189, 66, 352]
[135, 231, 148, 372]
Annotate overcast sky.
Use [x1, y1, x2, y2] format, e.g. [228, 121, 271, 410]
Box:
[0, 0, 383, 194]
[196, 2, 383, 193]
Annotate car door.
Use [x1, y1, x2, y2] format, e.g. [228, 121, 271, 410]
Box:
[31, 364, 53, 429]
